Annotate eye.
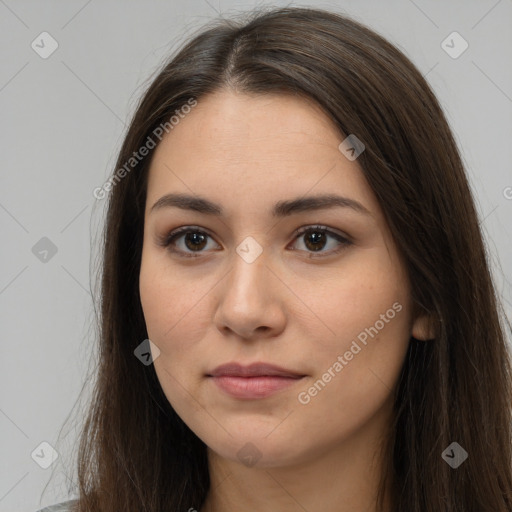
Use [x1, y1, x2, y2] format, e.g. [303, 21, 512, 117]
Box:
[158, 226, 220, 258]
[289, 225, 352, 258]
[158, 224, 352, 258]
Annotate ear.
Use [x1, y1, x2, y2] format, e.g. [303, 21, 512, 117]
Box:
[411, 313, 436, 341]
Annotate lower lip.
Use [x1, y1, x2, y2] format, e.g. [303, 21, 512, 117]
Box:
[209, 375, 304, 399]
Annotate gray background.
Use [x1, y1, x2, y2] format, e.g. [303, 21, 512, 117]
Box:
[1, 1, 511, 511]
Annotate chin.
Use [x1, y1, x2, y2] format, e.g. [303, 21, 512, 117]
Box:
[203, 429, 313, 470]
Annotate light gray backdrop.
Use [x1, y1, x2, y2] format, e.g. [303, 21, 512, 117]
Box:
[1, 1, 511, 511]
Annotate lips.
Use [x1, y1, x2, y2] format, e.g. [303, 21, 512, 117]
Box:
[207, 362, 305, 378]
[207, 362, 306, 399]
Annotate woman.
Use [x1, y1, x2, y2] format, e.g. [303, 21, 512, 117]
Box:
[37, 6, 512, 512]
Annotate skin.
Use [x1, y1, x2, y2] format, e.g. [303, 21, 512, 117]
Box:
[139, 89, 434, 512]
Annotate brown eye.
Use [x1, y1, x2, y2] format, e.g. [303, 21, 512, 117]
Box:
[182, 232, 208, 251]
[159, 224, 352, 259]
[160, 227, 220, 257]
[290, 225, 352, 257]
[303, 230, 328, 251]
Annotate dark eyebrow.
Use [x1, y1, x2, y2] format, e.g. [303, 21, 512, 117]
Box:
[150, 193, 371, 217]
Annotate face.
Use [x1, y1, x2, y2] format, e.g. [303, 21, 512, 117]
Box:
[139, 89, 423, 469]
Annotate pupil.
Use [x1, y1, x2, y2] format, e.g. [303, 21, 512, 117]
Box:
[306, 231, 325, 251]
[185, 232, 206, 251]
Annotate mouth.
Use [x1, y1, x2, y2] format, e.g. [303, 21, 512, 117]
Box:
[206, 362, 306, 399]
[207, 361, 306, 378]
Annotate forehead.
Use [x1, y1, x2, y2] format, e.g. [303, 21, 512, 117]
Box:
[145, 90, 378, 219]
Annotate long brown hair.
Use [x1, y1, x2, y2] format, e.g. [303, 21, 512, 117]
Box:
[63, 6, 512, 511]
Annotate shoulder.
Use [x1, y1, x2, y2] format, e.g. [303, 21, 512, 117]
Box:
[35, 499, 79, 512]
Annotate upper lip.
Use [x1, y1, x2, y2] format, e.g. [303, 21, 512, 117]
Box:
[208, 362, 305, 378]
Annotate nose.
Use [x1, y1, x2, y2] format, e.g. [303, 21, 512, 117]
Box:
[213, 248, 286, 341]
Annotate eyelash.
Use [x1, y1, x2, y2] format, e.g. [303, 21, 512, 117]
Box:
[158, 225, 352, 259]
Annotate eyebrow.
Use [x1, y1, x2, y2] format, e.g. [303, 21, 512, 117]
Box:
[149, 193, 372, 217]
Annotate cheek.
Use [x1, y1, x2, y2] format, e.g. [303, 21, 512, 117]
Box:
[139, 253, 188, 348]
[139, 251, 218, 380]
[292, 274, 410, 444]
[333, 270, 409, 383]
[139, 255, 209, 410]
[290, 249, 410, 345]
[290, 258, 412, 419]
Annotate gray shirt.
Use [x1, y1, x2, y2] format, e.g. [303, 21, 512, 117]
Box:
[35, 499, 78, 512]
